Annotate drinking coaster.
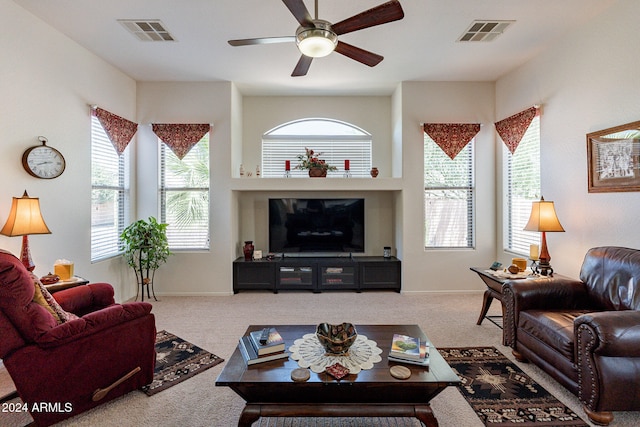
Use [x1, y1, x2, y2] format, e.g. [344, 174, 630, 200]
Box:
[291, 368, 310, 382]
[325, 362, 350, 380]
[389, 365, 411, 380]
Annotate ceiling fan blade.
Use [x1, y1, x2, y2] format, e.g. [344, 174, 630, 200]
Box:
[228, 36, 296, 46]
[332, 0, 404, 36]
[282, 0, 314, 28]
[335, 41, 383, 67]
[292, 55, 313, 77]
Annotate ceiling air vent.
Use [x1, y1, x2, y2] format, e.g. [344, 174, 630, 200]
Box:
[118, 19, 176, 42]
[458, 20, 514, 42]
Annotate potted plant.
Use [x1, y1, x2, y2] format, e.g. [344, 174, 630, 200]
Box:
[295, 147, 338, 177]
[120, 216, 171, 301]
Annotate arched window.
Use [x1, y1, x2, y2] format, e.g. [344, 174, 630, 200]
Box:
[262, 118, 372, 177]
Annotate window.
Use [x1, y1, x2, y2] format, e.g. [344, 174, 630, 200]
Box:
[91, 116, 129, 261]
[262, 118, 371, 177]
[504, 115, 541, 254]
[424, 135, 474, 248]
[159, 134, 210, 250]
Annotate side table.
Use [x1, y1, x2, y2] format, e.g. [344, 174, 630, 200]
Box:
[471, 267, 569, 339]
[44, 276, 89, 294]
[470, 267, 509, 329]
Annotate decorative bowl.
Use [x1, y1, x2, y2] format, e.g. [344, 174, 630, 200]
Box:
[40, 272, 60, 285]
[316, 322, 357, 354]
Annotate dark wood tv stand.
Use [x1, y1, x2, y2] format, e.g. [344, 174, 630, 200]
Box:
[233, 256, 401, 293]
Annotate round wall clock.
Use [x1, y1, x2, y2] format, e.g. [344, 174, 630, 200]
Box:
[22, 136, 66, 179]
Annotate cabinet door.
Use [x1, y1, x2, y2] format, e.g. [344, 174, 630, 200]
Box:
[360, 261, 401, 291]
[233, 262, 275, 293]
[277, 264, 316, 291]
[318, 264, 358, 291]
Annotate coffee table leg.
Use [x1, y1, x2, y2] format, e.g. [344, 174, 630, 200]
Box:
[238, 404, 260, 427]
[415, 405, 439, 427]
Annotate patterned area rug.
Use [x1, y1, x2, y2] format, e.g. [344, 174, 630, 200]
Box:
[439, 347, 588, 427]
[142, 330, 224, 396]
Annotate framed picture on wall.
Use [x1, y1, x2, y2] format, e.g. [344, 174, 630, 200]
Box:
[587, 120, 640, 193]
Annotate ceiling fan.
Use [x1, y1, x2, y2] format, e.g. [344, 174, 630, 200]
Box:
[228, 0, 404, 77]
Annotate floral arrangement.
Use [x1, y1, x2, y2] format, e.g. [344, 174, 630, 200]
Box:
[295, 147, 338, 171]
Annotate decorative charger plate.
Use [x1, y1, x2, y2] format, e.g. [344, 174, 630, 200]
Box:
[289, 333, 382, 374]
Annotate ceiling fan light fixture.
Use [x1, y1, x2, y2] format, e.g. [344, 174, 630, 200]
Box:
[296, 21, 337, 58]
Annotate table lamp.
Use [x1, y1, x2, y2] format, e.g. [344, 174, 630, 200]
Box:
[1, 191, 51, 271]
[524, 196, 564, 276]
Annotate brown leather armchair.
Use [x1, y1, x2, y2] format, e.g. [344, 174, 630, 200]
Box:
[0, 250, 156, 426]
[502, 246, 640, 425]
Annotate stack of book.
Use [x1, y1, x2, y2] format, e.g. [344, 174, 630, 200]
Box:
[238, 327, 290, 365]
[388, 333, 429, 367]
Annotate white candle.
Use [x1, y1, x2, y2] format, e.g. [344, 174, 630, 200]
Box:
[530, 244, 539, 261]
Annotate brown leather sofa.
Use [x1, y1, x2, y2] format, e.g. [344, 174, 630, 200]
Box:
[502, 246, 640, 426]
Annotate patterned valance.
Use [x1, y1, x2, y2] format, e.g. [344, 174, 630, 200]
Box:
[91, 107, 138, 155]
[423, 123, 481, 160]
[152, 123, 211, 160]
[495, 107, 539, 154]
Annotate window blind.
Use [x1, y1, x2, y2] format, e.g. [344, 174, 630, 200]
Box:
[262, 119, 371, 178]
[505, 115, 541, 254]
[91, 115, 128, 261]
[262, 138, 371, 177]
[159, 134, 210, 250]
[424, 135, 474, 248]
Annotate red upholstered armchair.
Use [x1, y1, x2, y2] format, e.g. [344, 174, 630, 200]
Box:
[0, 250, 156, 426]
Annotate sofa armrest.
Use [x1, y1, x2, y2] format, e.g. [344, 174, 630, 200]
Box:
[54, 283, 115, 315]
[34, 302, 153, 348]
[504, 276, 589, 310]
[575, 310, 640, 412]
[502, 277, 589, 347]
[4, 313, 156, 426]
[575, 311, 640, 357]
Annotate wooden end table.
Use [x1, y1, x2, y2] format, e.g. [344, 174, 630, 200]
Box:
[216, 324, 460, 427]
[470, 267, 570, 343]
[44, 276, 89, 294]
[470, 267, 509, 328]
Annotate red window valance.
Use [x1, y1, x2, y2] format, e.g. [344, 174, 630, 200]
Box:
[494, 106, 539, 154]
[152, 123, 211, 160]
[423, 123, 481, 160]
[91, 107, 138, 155]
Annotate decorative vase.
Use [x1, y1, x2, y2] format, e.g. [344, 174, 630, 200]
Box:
[370, 167, 379, 178]
[308, 167, 327, 178]
[243, 241, 254, 261]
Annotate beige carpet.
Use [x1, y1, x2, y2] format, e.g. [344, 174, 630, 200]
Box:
[0, 360, 16, 400]
[5, 291, 640, 426]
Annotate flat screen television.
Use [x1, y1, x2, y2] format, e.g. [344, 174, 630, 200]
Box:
[269, 198, 365, 254]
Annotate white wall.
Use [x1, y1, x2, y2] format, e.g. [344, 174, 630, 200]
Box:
[495, 0, 640, 278]
[0, 0, 137, 302]
[5, 0, 634, 298]
[136, 82, 234, 296]
[399, 81, 497, 293]
[134, 86, 498, 295]
[241, 96, 394, 177]
[0, 3, 501, 298]
[237, 191, 395, 257]
[237, 95, 397, 258]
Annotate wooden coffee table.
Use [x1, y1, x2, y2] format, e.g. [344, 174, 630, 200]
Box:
[215, 324, 460, 426]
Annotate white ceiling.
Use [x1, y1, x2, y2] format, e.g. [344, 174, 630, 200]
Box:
[14, 0, 615, 95]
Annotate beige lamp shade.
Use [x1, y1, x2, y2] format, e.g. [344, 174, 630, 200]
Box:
[524, 197, 565, 233]
[1, 191, 51, 236]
